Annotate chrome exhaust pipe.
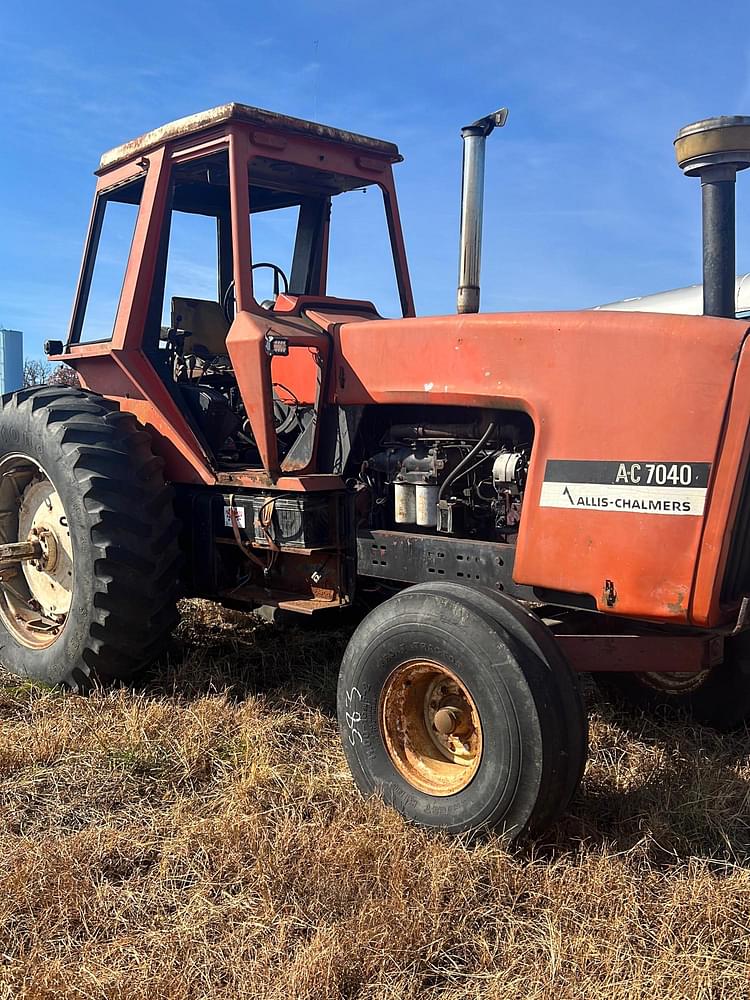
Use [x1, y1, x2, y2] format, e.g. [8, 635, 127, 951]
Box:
[457, 108, 508, 314]
[675, 116, 750, 318]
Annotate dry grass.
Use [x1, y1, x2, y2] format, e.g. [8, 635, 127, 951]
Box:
[1, 599, 749, 999]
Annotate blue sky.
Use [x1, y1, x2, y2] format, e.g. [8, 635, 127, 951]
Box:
[1, 0, 750, 359]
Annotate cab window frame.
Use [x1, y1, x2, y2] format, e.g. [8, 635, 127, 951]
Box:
[246, 153, 408, 314]
[67, 172, 146, 347]
[143, 146, 233, 359]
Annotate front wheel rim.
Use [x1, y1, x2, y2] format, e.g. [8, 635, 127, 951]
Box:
[0, 454, 73, 649]
[379, 659, 483, 796]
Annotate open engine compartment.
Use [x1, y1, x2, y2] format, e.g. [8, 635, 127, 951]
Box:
[346, 405, 534, 542]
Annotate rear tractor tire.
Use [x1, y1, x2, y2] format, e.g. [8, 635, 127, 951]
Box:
[594, 630, 750, 730]
[337, 583, 587, 839]
[0, 387, 180, 690]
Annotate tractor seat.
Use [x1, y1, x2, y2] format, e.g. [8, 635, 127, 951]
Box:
[170, 297, 230, 358]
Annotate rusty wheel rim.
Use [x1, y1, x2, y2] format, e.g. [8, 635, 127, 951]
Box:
[0, 454, 73, 650]
[638, 668, 712, 694]
[379, 659, 483, 796]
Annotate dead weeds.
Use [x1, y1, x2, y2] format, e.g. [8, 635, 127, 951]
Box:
[0, 599, 748, 999]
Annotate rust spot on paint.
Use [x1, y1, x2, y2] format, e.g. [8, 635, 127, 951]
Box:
[666, 590, 686, 614]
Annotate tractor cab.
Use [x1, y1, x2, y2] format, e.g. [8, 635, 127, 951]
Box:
[53, 104, 414, 483]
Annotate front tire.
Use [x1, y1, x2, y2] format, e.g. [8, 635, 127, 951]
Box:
[337, 583, 587, 838]
[0, 387, 180, 690]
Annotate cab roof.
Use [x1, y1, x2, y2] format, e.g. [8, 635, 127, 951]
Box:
[99, 102, 402, 171]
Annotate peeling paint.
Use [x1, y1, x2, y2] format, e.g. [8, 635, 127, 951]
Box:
[100, 102, 401, 171]
[424, 382, 434, 391]
[666, 590, 687, 614]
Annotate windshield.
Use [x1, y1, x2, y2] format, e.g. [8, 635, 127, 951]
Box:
[248, 157, 403, 316]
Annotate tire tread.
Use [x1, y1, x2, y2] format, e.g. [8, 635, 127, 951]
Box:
[0, 386, 180, 688]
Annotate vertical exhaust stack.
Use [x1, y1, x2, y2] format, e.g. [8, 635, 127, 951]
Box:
[675, 116, 750, 318]
[457, 108, 508, 314]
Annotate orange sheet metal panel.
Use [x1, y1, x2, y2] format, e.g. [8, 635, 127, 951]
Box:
[692, 339, 750, 624]
[72, 351, 216, 485]
[227, 309, 331, 476]
[331, 310, 750, 623]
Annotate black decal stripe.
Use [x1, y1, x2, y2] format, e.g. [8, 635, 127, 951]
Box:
[544, 460, 711, 488]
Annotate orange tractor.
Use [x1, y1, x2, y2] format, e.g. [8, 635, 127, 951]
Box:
[2, 105, 750, 837]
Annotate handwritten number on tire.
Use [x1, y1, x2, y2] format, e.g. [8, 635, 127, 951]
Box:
[345, 686, 364, 745]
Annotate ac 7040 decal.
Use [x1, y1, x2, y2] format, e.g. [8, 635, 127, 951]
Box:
[540, 461, 711, 516]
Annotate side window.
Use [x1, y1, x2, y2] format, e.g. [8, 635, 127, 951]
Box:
[148, 150, 231, 349]
[161, 212, 220, 327]
[74, 177, 143, 344]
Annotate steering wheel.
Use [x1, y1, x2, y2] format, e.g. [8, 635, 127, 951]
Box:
[222, 262, 290, 322]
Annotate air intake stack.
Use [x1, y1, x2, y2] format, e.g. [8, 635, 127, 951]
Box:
[675, 116, 750, 318]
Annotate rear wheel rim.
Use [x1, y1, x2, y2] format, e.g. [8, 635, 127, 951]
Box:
[637, 669, 712, 694]
[379, 659, 483, 796]
[0, 454, 73, 649]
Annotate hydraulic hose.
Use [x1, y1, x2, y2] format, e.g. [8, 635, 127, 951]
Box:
[437, 421, 496, 503]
